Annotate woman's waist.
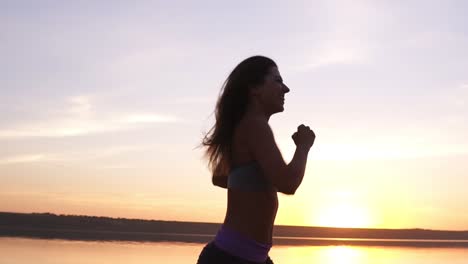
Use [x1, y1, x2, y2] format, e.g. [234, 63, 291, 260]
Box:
[225, 205, 277, 229]
[223, 217, 275, 244]
[214, 224, 272, 263]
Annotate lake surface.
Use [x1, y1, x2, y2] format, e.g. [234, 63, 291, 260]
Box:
[1, 237, 468, 264]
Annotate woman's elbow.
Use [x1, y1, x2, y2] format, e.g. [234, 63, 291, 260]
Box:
[281, 189, 295, 195]
[212, 175, 228, 189]
[277, 184, 297, 195]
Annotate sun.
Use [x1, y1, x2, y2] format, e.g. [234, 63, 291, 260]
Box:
[316, 201, 373, 228]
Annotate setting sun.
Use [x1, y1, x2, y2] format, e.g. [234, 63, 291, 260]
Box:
[316, 202, 373, 228]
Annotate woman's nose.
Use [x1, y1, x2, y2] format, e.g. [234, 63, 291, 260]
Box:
[283, 84, 290, 93]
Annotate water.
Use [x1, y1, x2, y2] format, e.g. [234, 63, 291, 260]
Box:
[1, 237, 467, 264]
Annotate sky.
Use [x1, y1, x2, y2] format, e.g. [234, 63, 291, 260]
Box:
[1, 0, 467, 230]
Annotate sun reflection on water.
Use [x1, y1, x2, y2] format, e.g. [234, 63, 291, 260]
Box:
[320, 246, 364, 264]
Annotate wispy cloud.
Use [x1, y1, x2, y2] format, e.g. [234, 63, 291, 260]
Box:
[301, 45, 368, 71]
[0, 144, 154, 166]
[122, 114, 179, 124]
[314, 142, 468, 161]
[454, 83, 468, 108]
[295, 0, 377, 72]
[439, 83, 468, 128]
[169, 96, 215, 105]
[66, 95, 93, 117]
[0, 95, 182, 139]
[0, 154, 48, 164]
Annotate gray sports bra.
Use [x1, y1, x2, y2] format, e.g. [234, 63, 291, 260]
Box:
[227, 161, 271, 191]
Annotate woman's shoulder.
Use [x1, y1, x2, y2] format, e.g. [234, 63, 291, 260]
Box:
[235, 117, 274, 153]
[231, 118, 267, 164]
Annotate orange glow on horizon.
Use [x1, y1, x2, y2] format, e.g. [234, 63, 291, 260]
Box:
[315, 201, 374, 228]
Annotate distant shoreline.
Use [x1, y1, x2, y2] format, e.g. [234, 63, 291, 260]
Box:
[2, 212, 468, 248]
[2, 226, 468, 248]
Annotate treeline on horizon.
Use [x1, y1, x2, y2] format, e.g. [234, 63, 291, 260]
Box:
[1, 211, 468, 240]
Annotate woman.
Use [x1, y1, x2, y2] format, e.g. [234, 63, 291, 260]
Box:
[197, 56, 315, 264]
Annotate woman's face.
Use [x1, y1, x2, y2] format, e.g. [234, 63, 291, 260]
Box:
[254, 66, 290, 114]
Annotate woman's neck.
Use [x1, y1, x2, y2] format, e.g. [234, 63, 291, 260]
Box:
[244, 101, 271, 122]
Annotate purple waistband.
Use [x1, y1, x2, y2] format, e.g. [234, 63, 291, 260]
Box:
[214, 225, 272, 263]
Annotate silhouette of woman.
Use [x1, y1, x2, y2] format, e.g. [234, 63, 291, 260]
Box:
[196, 56, 315, 264]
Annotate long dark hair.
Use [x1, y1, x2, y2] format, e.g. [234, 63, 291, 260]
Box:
[201, 56, 277, 188]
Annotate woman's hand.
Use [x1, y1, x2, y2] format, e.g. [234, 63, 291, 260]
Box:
[292, 124, 315, 149]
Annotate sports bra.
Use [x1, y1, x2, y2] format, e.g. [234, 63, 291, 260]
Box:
[227, 161, 271, 191]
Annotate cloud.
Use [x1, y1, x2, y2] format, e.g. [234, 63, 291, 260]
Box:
[0, 154, 55, 164]
[294, 0, 383, 72]
[122, 114, 179, 124]
[454, 83, 468, 108]
[300, 45, 368, 71]
[67, 95, 93, 117]
[169, 96, 215, 105]
[0, 144, 156, 166]
[314, 143, 468, 161]
[439, 83, 468, 128]
[0, 95, 183, 139]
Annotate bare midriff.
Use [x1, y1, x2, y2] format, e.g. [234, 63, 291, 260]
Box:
[224, 188, 278, 244]
[222, 118, 279, 245]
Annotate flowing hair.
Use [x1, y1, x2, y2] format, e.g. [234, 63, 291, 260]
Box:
[200, 56, 277, 188]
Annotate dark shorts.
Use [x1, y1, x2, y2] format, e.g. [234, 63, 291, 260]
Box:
[196, 241, 274, 264]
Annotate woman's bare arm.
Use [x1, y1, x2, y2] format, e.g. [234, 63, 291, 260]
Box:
[245, 118, 312, 194]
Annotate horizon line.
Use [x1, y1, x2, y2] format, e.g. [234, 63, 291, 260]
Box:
[2, 211, 467, 233]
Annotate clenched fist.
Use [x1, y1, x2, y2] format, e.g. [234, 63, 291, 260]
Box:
[292, 124, 315, 149]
